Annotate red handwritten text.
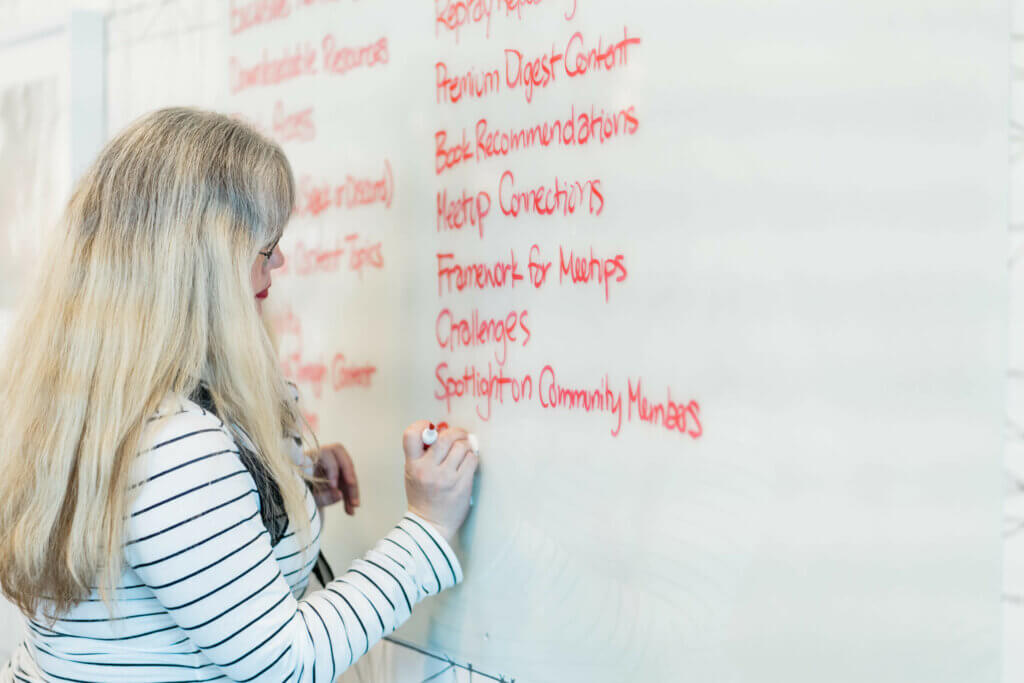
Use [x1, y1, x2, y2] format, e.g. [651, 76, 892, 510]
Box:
[437, 251, 524, 295]
[498, 170, 604, 218]
[507, 27, 641, 101]
[501, 0, 546, 21]
[436, 0, 573, 43]
[436, 307, 531, 365]
[558, 245, 627, 302]
[435, 0, 494, 42]
[435, 28, 641, 104]
[437, 187, 491, 238]
[435, 128, 474, 174]
[280, 234, 384, 278]
[436, 104, 639, 174]
[476, 104, 637, 162]
[282, 349, 378, 398]
[627, 378, 702, 438]
[434, 361, 533, 420]
[272, 101, 315, 142]
[294, 160, 393, 217]
[322, 35, 388, 75]
[230, 44, 317, 94]
[436, 61, 501, 104]
[230, 0, 291, 36]
[434, 361, 702, 438]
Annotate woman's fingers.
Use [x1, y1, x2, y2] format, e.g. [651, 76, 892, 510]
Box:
[335, 447, 359, 515]
[458, 449, 479, 476]
[402, 420, 433, 461]
[318, 446, 340, 486]
[312, 447, 340, 508]
[312, 444, 361, 515]
[326, 443, 359, 515]
[441, 439, 471, 472]
[431, 427, 468, 464]
[336, 446, 360, 511]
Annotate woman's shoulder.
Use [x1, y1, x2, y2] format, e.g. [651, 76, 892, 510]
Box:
[141, 391, 231, 446]
[132, 392, 244, 491]
[145, 391, 217, 422]
[126, 394, 261, 565]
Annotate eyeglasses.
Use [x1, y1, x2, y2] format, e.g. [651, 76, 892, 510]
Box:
[258, 236, 280, 263]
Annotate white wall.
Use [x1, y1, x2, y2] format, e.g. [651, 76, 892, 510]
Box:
[0, 1, 1018, 681]
[1004, 4, 1024, 682]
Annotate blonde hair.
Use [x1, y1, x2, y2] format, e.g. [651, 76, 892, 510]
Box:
[0, 107, 313, 618]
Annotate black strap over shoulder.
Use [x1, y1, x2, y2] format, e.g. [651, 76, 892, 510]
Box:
[311, 552, 335, 587]
[188, 383, 335, 584]
[189, 383, 289, 546]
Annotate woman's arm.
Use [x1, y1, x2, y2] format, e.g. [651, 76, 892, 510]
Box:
[126, 410, 461, 683]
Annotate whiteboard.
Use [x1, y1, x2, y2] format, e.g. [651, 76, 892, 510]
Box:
[102, 1, 1018, 681]
[1003, 0, 1024, 679]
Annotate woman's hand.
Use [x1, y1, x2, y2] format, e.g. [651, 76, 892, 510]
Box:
[402, 421, 479, 546]
[311, 443, 360, 515]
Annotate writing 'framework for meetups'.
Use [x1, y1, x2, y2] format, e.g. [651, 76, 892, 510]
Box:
[229, 0, 701, 440]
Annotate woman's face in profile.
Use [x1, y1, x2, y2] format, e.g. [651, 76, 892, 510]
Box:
[251, 238, 284, 312]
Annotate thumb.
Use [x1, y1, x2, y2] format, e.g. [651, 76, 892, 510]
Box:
[402, 420, 433, 461]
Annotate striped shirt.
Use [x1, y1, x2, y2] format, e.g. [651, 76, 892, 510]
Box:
[1, 392, 462, 682]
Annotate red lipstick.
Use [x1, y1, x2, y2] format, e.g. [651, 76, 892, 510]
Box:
[256, 286, 270, 299]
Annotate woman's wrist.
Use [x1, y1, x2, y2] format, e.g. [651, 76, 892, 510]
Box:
[406, 506, 457, 547]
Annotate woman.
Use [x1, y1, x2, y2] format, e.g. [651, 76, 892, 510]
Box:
[0, 107, 477, 682]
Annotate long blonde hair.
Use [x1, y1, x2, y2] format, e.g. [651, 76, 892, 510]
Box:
[0, 107, 313, 618]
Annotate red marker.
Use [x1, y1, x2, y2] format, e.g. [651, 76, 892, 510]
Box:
[421, 423, 438, 450]
[421, 422, 449, 450]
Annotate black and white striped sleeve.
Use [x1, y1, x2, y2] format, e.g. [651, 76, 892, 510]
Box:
[127, 411, 462, 683]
